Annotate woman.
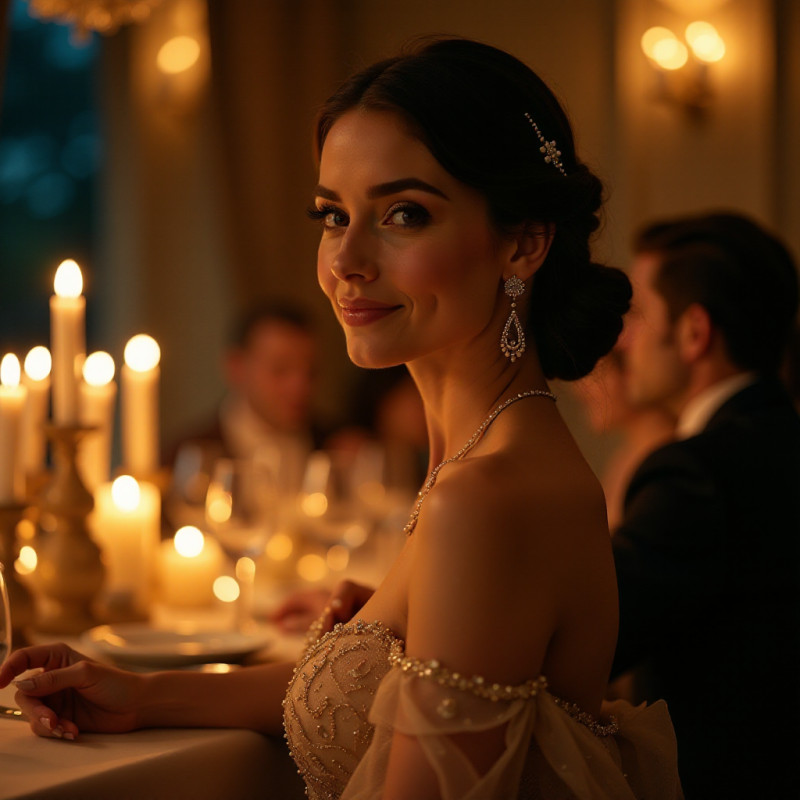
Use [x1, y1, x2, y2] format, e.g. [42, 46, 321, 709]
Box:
[0, 38, 682, 799]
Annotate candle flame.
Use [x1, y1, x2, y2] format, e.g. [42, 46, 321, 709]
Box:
[83, 351, 116, 386]
[54, 259, 83, 298]
[124, 334, 161, 372]
[111, 475, 141, 512]
[24, 346, 52, 381]
[174, 526, 205, 558]
[0, 354, 21, 387]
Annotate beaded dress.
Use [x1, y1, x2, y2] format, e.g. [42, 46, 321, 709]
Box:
[283, 618, 683, 799]
[283, 392, 682, 797]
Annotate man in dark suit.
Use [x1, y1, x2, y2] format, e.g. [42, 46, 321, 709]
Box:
[612, 212, 800, 798]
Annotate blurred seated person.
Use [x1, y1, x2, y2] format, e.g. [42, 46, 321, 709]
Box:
[168, 303, 324, 497]
[326, 365, 428, 494]
[572, 346, 674, 530]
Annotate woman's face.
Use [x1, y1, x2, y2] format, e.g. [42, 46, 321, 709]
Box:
[314, 109, 515, 369]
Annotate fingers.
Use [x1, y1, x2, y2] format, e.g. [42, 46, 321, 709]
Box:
[329, 580, 375, 624]
[13, 691, 78, 741]
[0, 643, 78, 688]
[14, 660, 96, 698]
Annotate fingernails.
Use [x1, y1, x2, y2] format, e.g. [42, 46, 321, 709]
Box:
[63, 731, 75, 741]
[52, 725, 64, 739]
[15, 679, 35, 691]
[39, 716, 52, 730]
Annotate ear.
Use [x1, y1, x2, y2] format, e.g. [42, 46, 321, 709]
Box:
[676, 303, 713, 363]
[506, 222, 554, 282]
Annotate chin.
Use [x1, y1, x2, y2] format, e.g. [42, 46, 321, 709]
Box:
[346, 342, 405, 371]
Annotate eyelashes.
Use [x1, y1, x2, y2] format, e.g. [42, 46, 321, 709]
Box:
[307, 201, 431, 230]
[306, 204, 348, 228]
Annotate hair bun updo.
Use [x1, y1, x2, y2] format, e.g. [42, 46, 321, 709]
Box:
[316, 36, 631, 379]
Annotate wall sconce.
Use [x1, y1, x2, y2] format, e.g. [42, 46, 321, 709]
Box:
[641, 21, 726, 118]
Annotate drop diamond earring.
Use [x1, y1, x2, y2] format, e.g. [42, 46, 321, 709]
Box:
[500, 275, 526, 362]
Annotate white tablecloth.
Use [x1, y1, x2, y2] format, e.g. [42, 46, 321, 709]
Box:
[0, 680, 305, 800]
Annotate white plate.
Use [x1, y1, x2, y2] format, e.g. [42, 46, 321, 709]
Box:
[81, 623, 273, 667]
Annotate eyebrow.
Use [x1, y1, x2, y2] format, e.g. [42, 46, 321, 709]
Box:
[314, 178, 450, 202]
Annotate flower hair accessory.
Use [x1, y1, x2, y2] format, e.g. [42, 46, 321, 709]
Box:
[524, 112, 566, 176]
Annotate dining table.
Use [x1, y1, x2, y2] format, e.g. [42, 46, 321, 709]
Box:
[0, 618, 308, 800]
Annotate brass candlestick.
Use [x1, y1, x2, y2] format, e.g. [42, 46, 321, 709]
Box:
[0, 503, 36, 646]
[33, 425, 105, 635]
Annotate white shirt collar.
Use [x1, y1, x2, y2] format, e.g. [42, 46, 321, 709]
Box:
[676, 372, 758, 439]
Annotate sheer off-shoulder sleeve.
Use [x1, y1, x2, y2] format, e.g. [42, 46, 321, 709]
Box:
[341, 653, 683, 800]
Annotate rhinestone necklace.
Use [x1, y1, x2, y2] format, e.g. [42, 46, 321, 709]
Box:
[403, 389, 557, 536]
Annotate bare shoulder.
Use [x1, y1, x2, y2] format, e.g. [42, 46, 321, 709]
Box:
[406, 448, 613, 683]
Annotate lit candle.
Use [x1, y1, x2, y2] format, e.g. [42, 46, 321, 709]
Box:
[0, 355, 27, 503]
[90, 475, 161, 618]
[20, 346, 51, 478]
[122, 334, 160, 478]
[158, 526, 224, 607]
[50, 259, 86, 425]
[78, 352, 117, 491]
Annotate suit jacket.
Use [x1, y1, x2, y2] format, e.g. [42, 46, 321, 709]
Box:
[612, 378, 800, 798]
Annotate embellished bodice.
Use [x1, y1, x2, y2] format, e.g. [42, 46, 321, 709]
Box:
[282, 619, 630, 800]
[283, 620, 400, 799]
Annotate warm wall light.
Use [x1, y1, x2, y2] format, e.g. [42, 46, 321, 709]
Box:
[685, 21, 726, 63]
[640, 20, 726, 118]
[157, 35, 201, 75]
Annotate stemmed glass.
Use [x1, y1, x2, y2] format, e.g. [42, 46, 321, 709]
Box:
[0, 561, 10, 665]
[205, 457, 278, 631]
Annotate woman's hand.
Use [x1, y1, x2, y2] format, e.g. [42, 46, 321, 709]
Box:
[0, 643, 145, 740]
[270, 579, 375, 634]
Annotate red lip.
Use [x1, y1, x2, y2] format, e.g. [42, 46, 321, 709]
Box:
[338, 298, 401, 327]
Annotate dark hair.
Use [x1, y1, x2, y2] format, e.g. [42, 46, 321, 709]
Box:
[635, 212, 799, 375]
[315, 37, 630, 380]
[231, 302, 314, 349]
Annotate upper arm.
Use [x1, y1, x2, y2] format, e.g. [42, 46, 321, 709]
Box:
[382, 465, 562, 796]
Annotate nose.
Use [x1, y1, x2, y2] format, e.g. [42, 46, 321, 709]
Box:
[329, 227, 378, 283]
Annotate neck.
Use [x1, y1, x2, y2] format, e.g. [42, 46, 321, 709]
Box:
[407, 349, 552, 471]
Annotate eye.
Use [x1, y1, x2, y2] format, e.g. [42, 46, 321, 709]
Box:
[383, 202, 431, 228]
[307, 204, 349, 229]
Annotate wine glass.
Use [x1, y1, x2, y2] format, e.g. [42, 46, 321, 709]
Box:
[165, 441, 222, 530]
[205, 457, 278, 630]
[0, 561, 11, 665]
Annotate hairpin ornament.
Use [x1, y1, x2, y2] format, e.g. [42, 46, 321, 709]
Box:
[524, 112, 566, 176]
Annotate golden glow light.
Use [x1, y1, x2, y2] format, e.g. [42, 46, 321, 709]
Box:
[157, 35, 201, 75]
[24, 347, 52, 381]
[685, 21, 725, 63]
[301, 492, 328, 517]
[236, 557, 256, 582]
[124, 334, 161, 372]
[652, 38, 689, 70]
[112, 475, 140, 512]
[174, 526, 205, 558]
[83, 351, 115, 386]
[213, 575, 240, 603]
[207, 494, 233, 524]
[641, 27, 677, 60]
[326, 545, 349, 572]
[0, 354, 21, 387]
[54, 259, 83, 298]
[265, 532, 293, 561]
[297, 553, 327, 582]
[15, 545, 38, 576]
